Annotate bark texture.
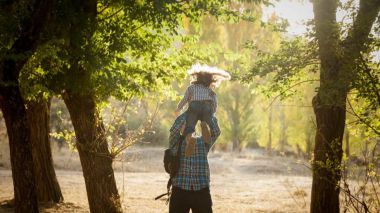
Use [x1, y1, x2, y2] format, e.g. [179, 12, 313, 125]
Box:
[60, 0, 122, 211]
[63, 93, 122, 213]
[311, 95, 346, 213]
[0, 88, 38, 213]
[0, 0, 54, 211]
[310, 1, 380, 212]
[27, 100, 63, 203]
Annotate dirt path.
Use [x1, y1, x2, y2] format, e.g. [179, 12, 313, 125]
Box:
[0, 147, 312, 212]
[0, 170, 311, 213]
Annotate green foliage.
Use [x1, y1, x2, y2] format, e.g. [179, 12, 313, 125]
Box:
[49, 98, 75, 149]
[218, 82, 259, 150]
[12, 0, 270, 101]
[19, 41, 65, 100]
[160, 2, 285, 150]
[243, 37, 319, 99]
[20, 0, 271, 150]
[0, 0, 32, 56]
[242, 5, 380, 157]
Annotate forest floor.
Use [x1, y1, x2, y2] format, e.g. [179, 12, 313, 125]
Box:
[0, 145, 312, 213]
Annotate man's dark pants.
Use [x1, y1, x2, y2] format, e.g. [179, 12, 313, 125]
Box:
[169, 187, 213, 213]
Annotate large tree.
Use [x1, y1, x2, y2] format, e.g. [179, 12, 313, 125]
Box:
[0, 0, 54, 211]
[247, 0, 380, 212]
[219, 82, 257, 151]
[26, 99, 63, 203]
[0, 0, 269, 211]
[20, 39, 67, 204]
[310, 1, 380, 212]
[48, 0, 264, 211]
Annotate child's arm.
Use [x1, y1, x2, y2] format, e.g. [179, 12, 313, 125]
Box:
[176, 86, 191, 112]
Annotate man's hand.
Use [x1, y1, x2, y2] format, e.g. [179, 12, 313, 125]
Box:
[201, 122, 211, 144]
[174, 110, 180, 117]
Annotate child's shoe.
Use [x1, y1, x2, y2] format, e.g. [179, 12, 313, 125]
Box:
[201, 122, 211, 144]
[185, 134, 196, 157]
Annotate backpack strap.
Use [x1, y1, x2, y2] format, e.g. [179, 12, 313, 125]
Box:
[173, 135, 184, 171]
[154, 178, 171, 200]
[155, 130, 185, 203]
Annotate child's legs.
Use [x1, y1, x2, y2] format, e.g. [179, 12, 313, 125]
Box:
[198, 102, 213, 145]
[200, 101, 214, 126]
[183, 102, 202, 137]
[183, 102, 202, 156]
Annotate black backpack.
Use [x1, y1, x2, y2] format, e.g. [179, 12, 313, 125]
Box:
[155, 137, 184, 202]
[164, 149, 177, 175]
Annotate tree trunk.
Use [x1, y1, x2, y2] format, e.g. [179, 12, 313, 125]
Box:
[63, 92, 122, 213]
[278, 106, 287, 152]
[60, 0, 121, 211]
[311, 95, 345, 213]
[305, 128, 312, 159]
[0, 88, 39, 212]
[230, 92, 240, 152]
[267, 105, 272, 154]
[344, 126, 350, 158]
[363, 135, 368, 158]
[310, 1, 380, 212]
[232, 138, 240, 152]
[311, 0, 347, 212]
[311, 1, 344, 211]
[0, 0, 54, 211]
[26, 99, 63, 203]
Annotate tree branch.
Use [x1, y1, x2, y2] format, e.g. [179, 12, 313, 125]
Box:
[359, 56, 380, 106]
[338, 0, 380, 94]
[312, 0, 340, 82]
[346, 98, 380, 136]
[99, 8, 123, 21]
[0, 0, 54, 83]
[98, 1, 112, 14]
[342, 0, 380, 56]
[266, 79, 319, 110]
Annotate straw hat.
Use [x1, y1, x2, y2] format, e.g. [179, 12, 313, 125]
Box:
[187, 63, 231, 87]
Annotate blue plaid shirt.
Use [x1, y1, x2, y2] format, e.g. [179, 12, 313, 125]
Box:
[169, 113, 221, 191]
